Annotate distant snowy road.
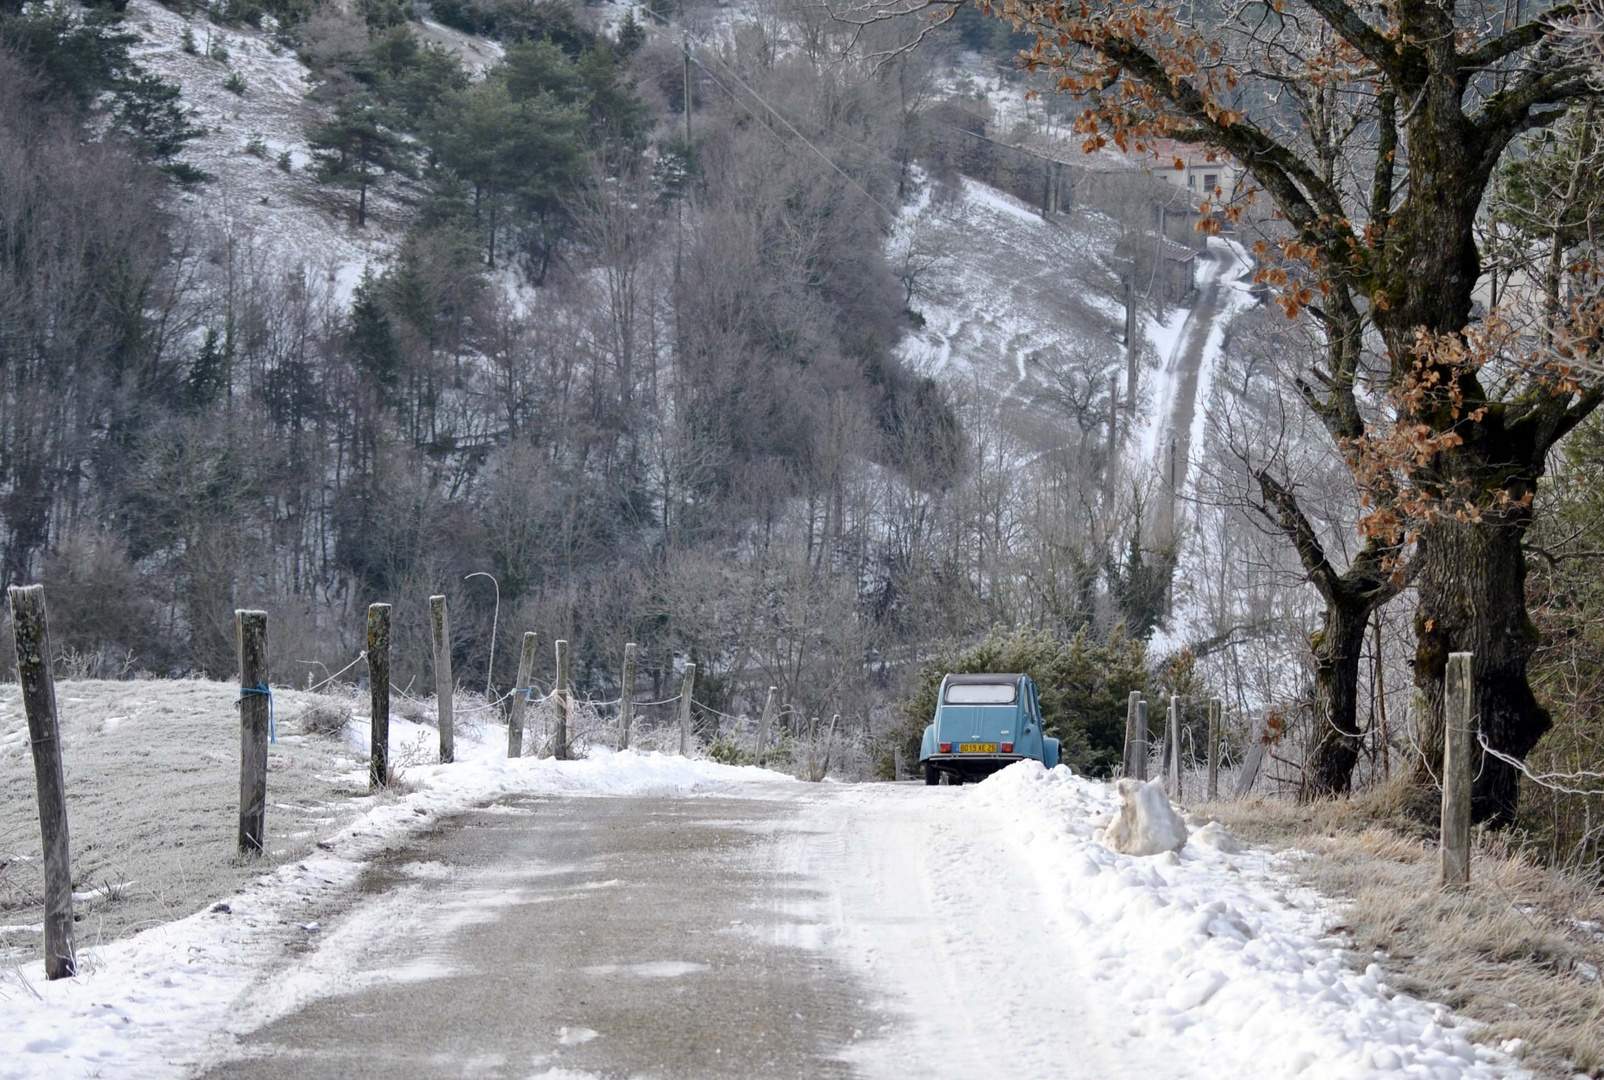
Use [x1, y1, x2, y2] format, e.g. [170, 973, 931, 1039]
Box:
[1143, 241, 1254, 542]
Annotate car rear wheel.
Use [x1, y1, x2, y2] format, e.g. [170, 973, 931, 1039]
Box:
[924, 763, 939, 785]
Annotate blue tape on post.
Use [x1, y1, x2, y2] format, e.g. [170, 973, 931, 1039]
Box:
[239, 682, 275, 745]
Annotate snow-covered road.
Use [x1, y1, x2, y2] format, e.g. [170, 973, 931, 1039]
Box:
[797, 772, 1521, 1080]
[5, 757, 1527, 1080]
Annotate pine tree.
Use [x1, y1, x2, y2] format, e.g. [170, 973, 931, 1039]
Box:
[308, 100, 413, 227]
[348, 272, 401, 395]
[184, 328, 229, 410]
[617, 8, 645, 56]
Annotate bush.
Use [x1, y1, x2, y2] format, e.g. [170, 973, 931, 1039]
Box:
[894, 625, 1149, 776]
[223, 69, 246, 94]
[292, 698, 352, 738]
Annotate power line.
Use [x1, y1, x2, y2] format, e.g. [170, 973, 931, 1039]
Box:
[650, 13, 900, 219]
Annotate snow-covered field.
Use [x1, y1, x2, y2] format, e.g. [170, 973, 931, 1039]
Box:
[800, 764, 1527, 1080]
[0, 682, 789, 1079]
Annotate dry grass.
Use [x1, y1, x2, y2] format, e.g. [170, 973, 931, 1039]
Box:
[1194, 783, 1604, 1077]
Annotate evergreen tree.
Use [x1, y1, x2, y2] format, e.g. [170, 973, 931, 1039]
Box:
[116, 72, 203, 162]
[428, 78, 584, 271]
[348, 272, 401, 394]
[616, 8, 644, 56]
[184, 328, 229, 411]
[308, 99, 414, 226]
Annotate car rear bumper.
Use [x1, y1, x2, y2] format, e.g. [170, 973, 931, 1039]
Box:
[924, 753, 1026, 772]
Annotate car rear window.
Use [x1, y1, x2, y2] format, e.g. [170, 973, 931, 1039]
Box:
[944, 682, 1017, 705]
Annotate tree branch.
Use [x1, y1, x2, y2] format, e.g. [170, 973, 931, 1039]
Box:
[1300, 0, 1407, 77]
[1253, 469, 1339, 598]
[1458, 8, 1578, 70]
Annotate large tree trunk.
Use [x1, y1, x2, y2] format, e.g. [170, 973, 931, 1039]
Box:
[1411, 514, 1550, 826]
[1301, 594, 1374, 799]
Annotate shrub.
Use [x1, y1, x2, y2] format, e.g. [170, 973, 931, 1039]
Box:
[223, 69, 246, 94]
[292, 699, 352, 738]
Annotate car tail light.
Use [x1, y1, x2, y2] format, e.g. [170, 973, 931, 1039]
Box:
[1001, 742, 1014, 753]
[939, 743, 951, 753]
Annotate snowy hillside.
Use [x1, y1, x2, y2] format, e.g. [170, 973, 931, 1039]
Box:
[121, 0, 496, 298]
[893, 176, 1130, 455]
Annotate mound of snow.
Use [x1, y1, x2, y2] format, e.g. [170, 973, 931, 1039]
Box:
[1100, 776, 1189, 855]
[1192, 819, 1244, 853]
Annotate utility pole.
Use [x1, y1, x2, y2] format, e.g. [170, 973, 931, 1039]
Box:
[683, 34, 693, 147]
[1124, 270, 1139, 414]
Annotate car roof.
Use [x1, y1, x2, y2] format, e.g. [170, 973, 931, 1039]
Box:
[943, 672, 1026, 684]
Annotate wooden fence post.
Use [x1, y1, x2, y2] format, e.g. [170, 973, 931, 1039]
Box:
[236, 610, 270, 856]
[1122, 690, 1140, 777]
[429, 594, 454, 764]
[1168, 693, 1182, 799]
[677, 663, 696, 755]
[619, 642, 638, 750]
[1207, 698, 1221, 801]
[753, 685, 778, 766]
[367, 603, 391, 791]
[554, 638, 569, 760]
[507, 631, 536, 758]
[1441, 651, 1474, 888]
[9, 585, 75, 979]
[1133, 699, 1149, 780]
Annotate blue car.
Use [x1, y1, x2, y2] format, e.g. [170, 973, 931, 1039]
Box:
[919, 673, 1060, 785]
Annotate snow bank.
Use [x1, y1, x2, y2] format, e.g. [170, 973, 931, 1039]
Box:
[0, 708, 789, 1080]
[968, 762, 1524, 1080]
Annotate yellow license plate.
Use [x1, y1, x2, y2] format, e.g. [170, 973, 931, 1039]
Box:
[958, 742, 998, 753]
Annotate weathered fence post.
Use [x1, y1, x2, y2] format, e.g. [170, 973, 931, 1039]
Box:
[9, 585, 75, 979]
[1122, 690, 1141, 777]
[367, 603, 391, 791]
[507, 631, 536, 758]
[1207, 698, 1221, 801]
[753, 685, 778, 766]
[553, 638, 569, 760]
[677, 663, 696, 755]
[1441, 651, 1474, 888]
[1168, 693, 1182, 799]
[1133, 699, 1149, 780]
[236, 610, 270, 857]
[619, 642, 638, 750]
[429, 594, 454, 764]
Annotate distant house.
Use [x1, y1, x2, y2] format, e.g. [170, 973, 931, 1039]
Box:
[1145, 138, 1244, 204]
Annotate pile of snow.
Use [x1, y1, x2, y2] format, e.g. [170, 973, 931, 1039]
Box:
[966, 762, 1522, 1079]
[1099, 776, 1188, 855]
[0, 695, 789, 1079]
